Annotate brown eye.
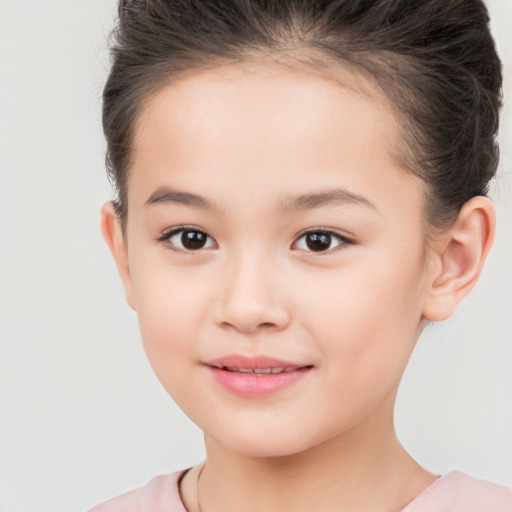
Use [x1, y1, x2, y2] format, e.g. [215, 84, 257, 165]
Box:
[164, 228, 216, 251]
[181, 230, 207, 249]
[305, 233, 332, 251]
[293, 230, 349, 253]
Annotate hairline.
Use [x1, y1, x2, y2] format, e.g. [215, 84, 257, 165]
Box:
[118, 51, 437, 247]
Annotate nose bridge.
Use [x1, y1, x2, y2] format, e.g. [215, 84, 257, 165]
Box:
[215, 241, 289, 333]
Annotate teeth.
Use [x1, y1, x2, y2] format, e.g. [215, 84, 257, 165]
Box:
[216, 365, 302, 374]
[253, 368, 272, 374]
[243, 367, 295, 374]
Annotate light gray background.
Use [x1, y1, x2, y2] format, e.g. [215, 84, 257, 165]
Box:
[0, 1, 510, 510]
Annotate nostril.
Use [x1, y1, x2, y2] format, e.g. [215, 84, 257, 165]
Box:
[258, 322, 277, 329]
[218, 320, 279, 334]
[214, 292, 291, 333]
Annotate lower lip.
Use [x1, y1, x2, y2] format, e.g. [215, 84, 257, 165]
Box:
[207, 366, 311, 397]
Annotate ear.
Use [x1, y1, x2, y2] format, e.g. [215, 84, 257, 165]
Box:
[422, 196, 496, 322]
[100, 202, 136, 311]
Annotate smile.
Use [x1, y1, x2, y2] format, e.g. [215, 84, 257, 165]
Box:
[205, 355, 313, 397]
[210, 365, 304, 374]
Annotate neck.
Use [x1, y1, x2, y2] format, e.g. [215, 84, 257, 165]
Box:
[194, 398, 435, 512]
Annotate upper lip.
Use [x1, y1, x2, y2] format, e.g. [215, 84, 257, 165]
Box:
[204, 354, 311, 371]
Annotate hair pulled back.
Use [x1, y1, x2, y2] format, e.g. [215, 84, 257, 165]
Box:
[103, 0, 502, 230]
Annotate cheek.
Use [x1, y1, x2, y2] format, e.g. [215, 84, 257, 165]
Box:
[298, 248, 426, 379]
[128, 254, 216, 380]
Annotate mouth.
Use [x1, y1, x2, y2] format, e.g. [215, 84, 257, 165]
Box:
[207, 364, 309, 375]
[204, 355, 313, 397]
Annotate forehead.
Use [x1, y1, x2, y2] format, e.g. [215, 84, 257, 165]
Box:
[129, 61, 419, 215]
[135, 60, 398, 155]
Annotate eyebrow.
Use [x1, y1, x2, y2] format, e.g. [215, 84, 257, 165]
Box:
[144, 186, 218, 210]
[144, 185, 377, 213]
[280, 189, 377, 213]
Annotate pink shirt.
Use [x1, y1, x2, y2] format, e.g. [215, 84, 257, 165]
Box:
[89, 469, 512, 511]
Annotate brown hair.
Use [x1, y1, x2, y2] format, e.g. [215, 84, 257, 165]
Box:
[103, 0, 502, 231]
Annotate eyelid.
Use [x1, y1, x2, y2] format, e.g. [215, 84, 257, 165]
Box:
[292, 228, 353, 253]
[156, 225, 217, 253]
[156, 225, 352, 254]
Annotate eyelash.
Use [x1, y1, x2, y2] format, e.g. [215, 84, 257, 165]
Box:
[156, 225, 217, 254]
[156, 226, 353, 254]
[292, 229, 352, 253]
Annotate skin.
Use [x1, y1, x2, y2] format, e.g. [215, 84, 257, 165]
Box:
[102, 61, 495, 512]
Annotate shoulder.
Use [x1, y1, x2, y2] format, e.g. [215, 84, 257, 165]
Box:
[88, 469, 190, 512]
[402, 471, 512, 512]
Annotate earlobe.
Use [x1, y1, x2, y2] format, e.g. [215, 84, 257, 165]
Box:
[422, 196, 495, 322]
[100, 202, 136, 311]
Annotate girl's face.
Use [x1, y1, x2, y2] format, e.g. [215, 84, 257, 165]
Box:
[118, 62, 434, 457]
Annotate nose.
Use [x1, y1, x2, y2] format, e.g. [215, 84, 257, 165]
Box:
[214, 251, 291, 334]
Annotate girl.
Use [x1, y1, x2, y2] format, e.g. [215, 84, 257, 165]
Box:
[91, 0, 511, 510]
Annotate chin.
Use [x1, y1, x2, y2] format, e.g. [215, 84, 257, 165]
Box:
[205, 422, 330, 460]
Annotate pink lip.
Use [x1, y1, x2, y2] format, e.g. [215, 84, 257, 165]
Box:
[204, 354, 312, 397]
